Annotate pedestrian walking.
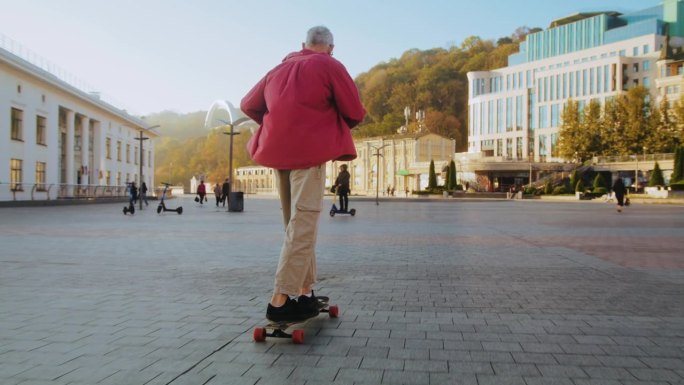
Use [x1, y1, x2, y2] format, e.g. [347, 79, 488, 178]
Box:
[196, 180, 206, 204]
[213, 183, 222, 207]
[612, 177, 627, 212]
[140, 182, 149, 206]
[222, 178, 230, 207]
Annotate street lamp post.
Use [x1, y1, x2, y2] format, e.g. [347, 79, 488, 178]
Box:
[371, 144, 389, 205]
[218, 117, 251, 211]
[528, 151, 534, 187]
[135, 124, 159, 210]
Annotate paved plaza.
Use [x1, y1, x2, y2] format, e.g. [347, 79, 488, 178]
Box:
[1, 196, 683, 385]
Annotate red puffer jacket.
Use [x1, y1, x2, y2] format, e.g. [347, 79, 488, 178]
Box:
[241, 49, 366, 170]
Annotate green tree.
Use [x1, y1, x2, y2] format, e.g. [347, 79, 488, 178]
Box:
[618, 86, 651, 156]
[581, 99, 603, 161]
[444, 164, 450, 188]
[448, 160, 457, 190]
[428, 159, 437, 189]
[649, 162, 665, 186]
[647, 95, 677, 154]
[575, 179, 585, 193]
[557, 100, 581, 160]
[672, 96, 684, 146]
[672, 145, 684, 183]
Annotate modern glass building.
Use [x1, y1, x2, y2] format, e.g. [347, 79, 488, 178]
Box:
[467, 0, 682, 163]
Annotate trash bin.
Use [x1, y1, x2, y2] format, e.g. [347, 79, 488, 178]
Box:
[228, 191, 244, 212]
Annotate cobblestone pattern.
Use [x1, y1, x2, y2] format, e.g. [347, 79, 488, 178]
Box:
[1, 197, 683, 384]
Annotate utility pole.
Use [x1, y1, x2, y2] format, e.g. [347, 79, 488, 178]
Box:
[135, 125, 158, 210]
[371, 143, 389, 205]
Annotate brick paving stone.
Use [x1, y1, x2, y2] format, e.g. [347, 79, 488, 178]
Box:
[1, 200, 683, 385]
[381, 369, 430, 385]
[335, 367, 383, 383]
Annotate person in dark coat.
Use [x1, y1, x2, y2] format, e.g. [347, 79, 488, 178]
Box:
[221, 178, 230, 207]
[612, 177, 626, 212]
[334, 164, 351, 212]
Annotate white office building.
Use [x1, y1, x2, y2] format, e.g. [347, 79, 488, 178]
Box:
[1, 35, 158, 202]
[467, 1, 679, 165]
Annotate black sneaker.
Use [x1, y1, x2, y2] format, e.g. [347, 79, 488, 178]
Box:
[266, 297, 317, 322]
[297, 294, 323, 315]
[310, 290, 329, 307]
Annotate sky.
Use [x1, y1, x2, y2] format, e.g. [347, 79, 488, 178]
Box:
[1, 0, 663, 117]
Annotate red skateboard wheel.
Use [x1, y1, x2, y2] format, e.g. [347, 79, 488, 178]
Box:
[253, 327, 266, 342]
[292, 329, 304, 344]
[328, 305, 339, 318]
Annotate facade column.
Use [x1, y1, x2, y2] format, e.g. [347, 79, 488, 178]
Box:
[81, 115, 89, 185]
[65, 110, 75, 196]
[92, 121, 103, 185]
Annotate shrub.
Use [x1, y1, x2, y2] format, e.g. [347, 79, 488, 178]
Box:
[569, 170, 579, 191]
[593, 187, 607, 195]
[552, 185, 569, 195]
[524, 186, 537, 195]
[544, 180, 553, 195]
[575, 179, 585, 192]
[670, 182, 684, 191]
[593, 173, 607, 190]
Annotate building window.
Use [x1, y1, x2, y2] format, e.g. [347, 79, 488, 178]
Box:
[106, 138, 112, 159]
[643, 77, 650, 88]
[539, 105, 548, 129]
[643, 44, 650, 54]
[116, 141, 122, 161]
[643, 61, 650, 71]
[36, 115, 47, 145]
[10, 159, 23, 191]
[633, 47, 639, 56]
[551, 104, 560, 127]
[36, 161, 46, 191]
[515, 95, 523, 130]
[106, 170, 111, 185]
[134, 146, 139, 165]
[126, 144, 131, 163]
[11, 108, 23, 141]
[497, 99, 503, 133]
[506, 97, 513, 132]
[633, 63, 639, 73]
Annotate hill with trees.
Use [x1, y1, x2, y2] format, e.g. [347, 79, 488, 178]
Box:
[354, 27, 540, 151]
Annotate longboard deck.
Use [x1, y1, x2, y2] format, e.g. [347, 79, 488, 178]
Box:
[253, 303, 339, 344]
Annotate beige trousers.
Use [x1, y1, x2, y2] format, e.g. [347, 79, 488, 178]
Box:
[274, 165, 325, 296]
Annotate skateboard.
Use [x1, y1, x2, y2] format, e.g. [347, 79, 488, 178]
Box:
[253, 300, 339, 344]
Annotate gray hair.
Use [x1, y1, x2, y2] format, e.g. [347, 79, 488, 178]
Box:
[305, 26, 334, 47]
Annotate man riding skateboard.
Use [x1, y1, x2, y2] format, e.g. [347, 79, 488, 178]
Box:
[241, 25, 365, 322]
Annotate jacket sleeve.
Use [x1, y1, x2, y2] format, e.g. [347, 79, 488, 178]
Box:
[240, 76, 268, 124]
[329, 61, 366, 129]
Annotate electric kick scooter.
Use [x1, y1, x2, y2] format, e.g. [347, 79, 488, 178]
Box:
[157, 182, 183, 215]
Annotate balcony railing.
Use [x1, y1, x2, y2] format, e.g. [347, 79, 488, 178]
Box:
[1, 182, 130, 201]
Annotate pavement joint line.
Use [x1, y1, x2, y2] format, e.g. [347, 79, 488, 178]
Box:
[164, 334, 241, 385]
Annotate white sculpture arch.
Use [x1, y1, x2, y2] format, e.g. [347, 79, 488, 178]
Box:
[204, 99, 257, 132]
